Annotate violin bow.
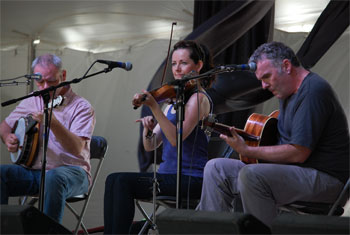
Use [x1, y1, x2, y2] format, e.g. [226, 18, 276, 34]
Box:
[160, 22, 177, 86]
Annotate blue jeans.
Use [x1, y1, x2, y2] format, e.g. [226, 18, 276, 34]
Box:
[104, 172, 203, 234]
[1, 164, 89, 223]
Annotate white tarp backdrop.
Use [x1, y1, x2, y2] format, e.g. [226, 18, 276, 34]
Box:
[1, 0, 349, 231]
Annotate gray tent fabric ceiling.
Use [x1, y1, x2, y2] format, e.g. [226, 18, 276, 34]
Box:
[0, 0, 332, 53]
[1, 1, 194, 53]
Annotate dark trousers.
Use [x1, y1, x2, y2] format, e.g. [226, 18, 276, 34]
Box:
[104, 172, 203, 234]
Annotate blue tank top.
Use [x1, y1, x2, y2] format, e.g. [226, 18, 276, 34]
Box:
[158, 93, 211, 178]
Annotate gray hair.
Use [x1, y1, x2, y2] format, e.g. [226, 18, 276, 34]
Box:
[249, 41, 301, 69]
[31, 54, 62, 70]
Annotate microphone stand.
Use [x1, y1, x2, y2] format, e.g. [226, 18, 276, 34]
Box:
[167, 67, 228, 209]
[39, 92, 50, 211]
[0, 75, 32, 87]
[173, 81, 185, 209]
[0, 81, 31, 87]
[1, 66, 113, 212]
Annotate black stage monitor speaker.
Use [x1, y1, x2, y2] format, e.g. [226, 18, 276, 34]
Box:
[1, 205, 72, 234]
[271, 214, 350, 234]
[156, 208, 270, 234]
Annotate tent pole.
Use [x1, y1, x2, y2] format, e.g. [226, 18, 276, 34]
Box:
[27, 39, 36, 94]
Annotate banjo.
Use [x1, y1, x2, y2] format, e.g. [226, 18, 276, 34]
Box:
[10, 95, 64, 167]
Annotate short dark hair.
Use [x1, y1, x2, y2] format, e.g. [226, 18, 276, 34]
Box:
[249, 41, 301, 68]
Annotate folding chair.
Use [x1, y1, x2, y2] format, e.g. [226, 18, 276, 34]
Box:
[66, 136, 108, 234]
[135, 196, 199, 235]
[279, 178, 350, 216]
[20, 135, 108, 235]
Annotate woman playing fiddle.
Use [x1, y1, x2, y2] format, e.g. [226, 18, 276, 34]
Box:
[104, 40, 215, 234]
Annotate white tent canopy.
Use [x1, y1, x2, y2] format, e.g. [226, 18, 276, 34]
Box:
[1, 0, 349, 231]
[1, 0, 194, 53]
[1, 0, 330, 53]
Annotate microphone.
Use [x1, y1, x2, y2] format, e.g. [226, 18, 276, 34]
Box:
[25, 72, 42, 81]
[217, 62, 256, 72]
[97, 60, 133, 71]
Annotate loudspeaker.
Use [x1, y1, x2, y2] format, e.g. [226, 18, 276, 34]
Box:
[271, 214, 350, 234]
[156, 208, 270, 234]
[1, 205, 71, 234]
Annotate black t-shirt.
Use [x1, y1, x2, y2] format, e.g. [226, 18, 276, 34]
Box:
[278, 72, 349, 184]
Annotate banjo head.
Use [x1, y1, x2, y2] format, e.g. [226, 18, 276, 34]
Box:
[10, 117, 27, 164]
[10, 116, 39, 167]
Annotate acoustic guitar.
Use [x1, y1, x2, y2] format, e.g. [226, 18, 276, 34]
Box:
[10, 95, 65, 167]
[201, 110, 279, 164]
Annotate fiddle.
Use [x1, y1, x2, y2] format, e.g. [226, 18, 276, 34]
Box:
[133, 22, 179, 110]
[132, 79, 197, 109]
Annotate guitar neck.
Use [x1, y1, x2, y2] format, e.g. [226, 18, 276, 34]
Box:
[206, 122, 260, 142]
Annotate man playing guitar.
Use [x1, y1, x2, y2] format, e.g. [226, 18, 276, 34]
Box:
[197, 42, 349, 227]
[0, 54, 96, 223]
